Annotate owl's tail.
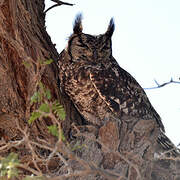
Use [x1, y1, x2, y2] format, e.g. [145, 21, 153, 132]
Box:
[157, 132, 180, 157]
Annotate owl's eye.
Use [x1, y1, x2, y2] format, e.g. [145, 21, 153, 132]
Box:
[77, 42, 89, 49]
[76, 43, 85, 47]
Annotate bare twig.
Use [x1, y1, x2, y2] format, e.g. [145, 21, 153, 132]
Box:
[44, 0, 74, 13]
[72, 124, 142, 179]
[144, 78, 180, 90]
[0, 139, 25, 151]
[17, 164, 43, 176]
[15, 119, 43, 175]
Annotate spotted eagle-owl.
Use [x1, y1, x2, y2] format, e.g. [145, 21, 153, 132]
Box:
[58, 14, 178, 154]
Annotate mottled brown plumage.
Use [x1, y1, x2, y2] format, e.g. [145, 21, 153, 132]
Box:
[58, 14, 179, 155]
[59, 14, 164, 130]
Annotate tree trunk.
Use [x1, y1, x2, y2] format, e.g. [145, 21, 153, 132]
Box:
[0, 0, 179, 179]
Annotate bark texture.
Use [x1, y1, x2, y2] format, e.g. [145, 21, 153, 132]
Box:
[0, 0, 179, 179]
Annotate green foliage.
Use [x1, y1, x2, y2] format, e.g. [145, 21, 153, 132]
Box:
[28, 111, 41, 124]
[47, 125, 59, 138]
[30, 92, 41, 104]
[28, 78, 66, 139]
[45, 89, 51, 100]
[39, 103, 50, 113]
[38, 59, 53, 66]
[30, 82, 52, 105]
[24, 57, 67, 147]
[52, 101, 66, 120]
[16, 58, 68, 178]
[39, 82, 48, 101]
[23, 61, 32, 68]
[47, 124, 66, 141]
[42, 59, 53, 65]
[0, 153, 19, 179]
[23, 58, 53, 69]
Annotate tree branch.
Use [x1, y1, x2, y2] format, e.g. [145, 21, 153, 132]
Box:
[45, 0, 74, 13]
[144, 78, 180, 90]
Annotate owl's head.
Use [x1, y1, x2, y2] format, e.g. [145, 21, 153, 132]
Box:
[67, 14, 115, 63]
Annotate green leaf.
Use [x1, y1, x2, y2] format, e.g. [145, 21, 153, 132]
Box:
[23, 61, 32, 68]
[43, 59, 53, 65]
[39, 81, 44, 91]
[30, 92, 41, 104]
[39, 103, 50, 113]
[28, 112, 41, 124]
[39, 59, 53, 65]
[0, 153, 19, 178]
[52, 101, 66, 120]
[47, 125, 59, 137]
[38, 59, 44, 65]
[45, 89, 51, 100]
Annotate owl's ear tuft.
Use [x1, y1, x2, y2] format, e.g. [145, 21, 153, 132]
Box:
[106, 18, 115, 37]
[73, 14, 83, 34]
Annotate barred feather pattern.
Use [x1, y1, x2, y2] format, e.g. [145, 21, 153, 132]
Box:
[58, 14, 179, 156]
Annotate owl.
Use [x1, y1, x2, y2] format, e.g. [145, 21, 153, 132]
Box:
[59, 14, 178, 155]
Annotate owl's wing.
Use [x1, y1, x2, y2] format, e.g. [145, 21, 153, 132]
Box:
[89, 68, 121, 114]
[89, 58, 165, 132]
[157, 132, 180, 156]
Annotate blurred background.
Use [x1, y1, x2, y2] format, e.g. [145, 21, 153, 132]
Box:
[45, 0, 180, 145]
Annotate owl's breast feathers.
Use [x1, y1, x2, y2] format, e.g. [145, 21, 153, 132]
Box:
[59, 51, 165, 132]
[90, 57, 165, 132]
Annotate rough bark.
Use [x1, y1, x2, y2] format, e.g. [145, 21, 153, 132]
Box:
[0, 0, 179, 179]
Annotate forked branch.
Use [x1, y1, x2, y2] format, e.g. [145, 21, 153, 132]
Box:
[45, 0, 74, 13]
[144, 78, 180, 90]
